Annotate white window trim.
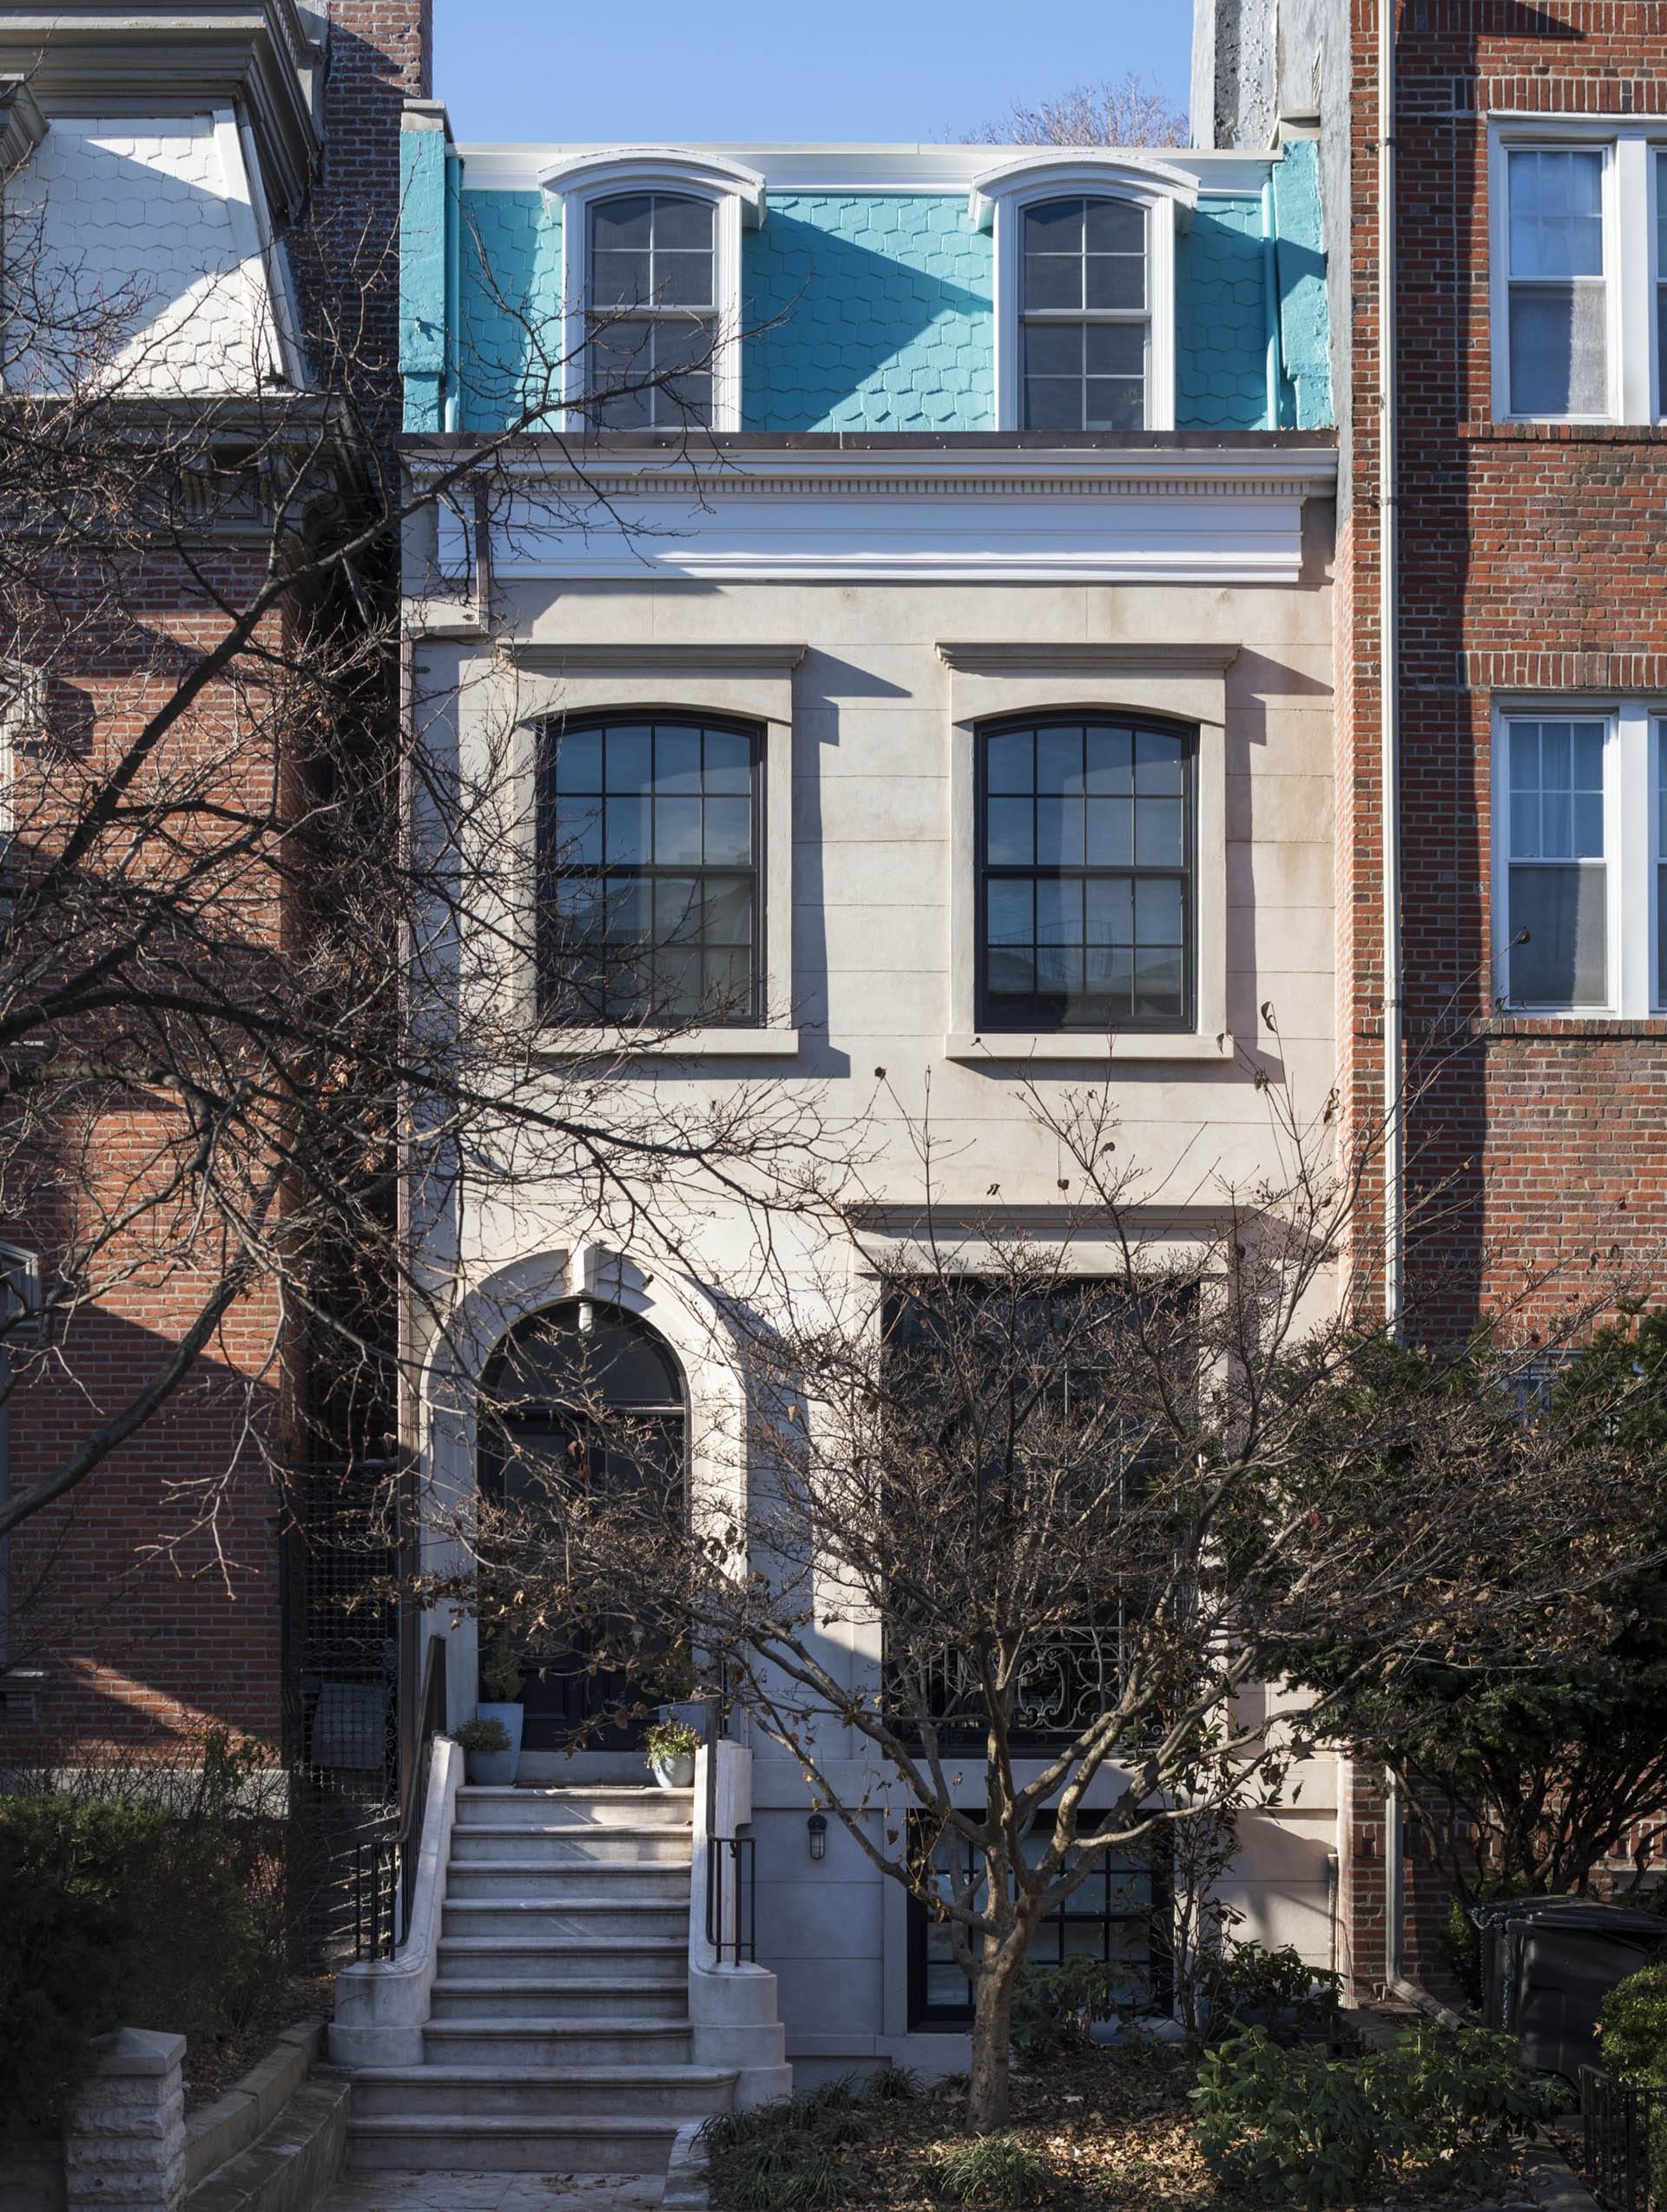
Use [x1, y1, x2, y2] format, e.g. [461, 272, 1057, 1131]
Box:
[1488, 696, 1667, 1016]
[497, 640, 800, 1057]
[969, 154, 1196, 436]
[1488, 119, 1667, 425]
[538, 149, 766, 436]
[938, 642, 1234, 1063]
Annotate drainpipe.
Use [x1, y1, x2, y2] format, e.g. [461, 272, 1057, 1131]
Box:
[1385, 1765, 1405, 1988]
[1262, 177, 1282, 430]
[1379, 0, 1403, 1331]
[444, 142, 462, 435]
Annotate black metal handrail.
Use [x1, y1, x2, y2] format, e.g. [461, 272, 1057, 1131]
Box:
[350, 1633, 447, 1962]
[705, 1832, 756, 1964]
[1583, 2065, 1667, 2212]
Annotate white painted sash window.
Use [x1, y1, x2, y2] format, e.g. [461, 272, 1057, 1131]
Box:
[1020, 198, 1149, 432]
[585, 193, 718, 429]
[1492, 702, 1666, 1014]
[1490, 124, 1667, 424]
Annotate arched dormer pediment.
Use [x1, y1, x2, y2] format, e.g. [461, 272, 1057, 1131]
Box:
[968, 151, 1198, 233]
[537, 146, 768, 227]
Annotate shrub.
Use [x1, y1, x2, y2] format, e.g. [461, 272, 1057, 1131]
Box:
[1191, 2024, 1560, 2208]
[478, 1636, 524, 1702]
[1199, 1940, 1342, 2039]
[1011, 1957, 1124, 2059]
[1600, 1961, 1667, 2084]
[927, 2135, 1059, 2209]
[644, 1716, 700, 1763]
[0, 1795, 164, 2123]
[454, 1716, 511, 1754]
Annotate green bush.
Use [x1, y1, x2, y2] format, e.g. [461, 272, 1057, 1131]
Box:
[454, 1715, 511, 1754]
[1599, 1960, 1667, 2084]
[1190, 2024, 1561, 2208]
[700, 2070, 932, 2209]
[0, 1795, 165, 2123]
[1198, 1939, 1343, 2040]
[1011, 1956, 1125, 2059]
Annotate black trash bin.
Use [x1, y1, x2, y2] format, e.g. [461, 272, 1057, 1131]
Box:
[1474, 1899, 1667, 2081]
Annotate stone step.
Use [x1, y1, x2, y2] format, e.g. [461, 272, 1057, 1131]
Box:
[440, 1899, 688, 1942]
[435, 1934, 686, 1981]
[445, 1860, 689, 1902]
[454, 1786, 693, 1831]
[428, 1977, 689, 2021]
[349, 2066, 736, 2122]
[449, 1823, 693, 1866]
[422, 2018, 694, 2069]
[345, 2112, 687, 2176]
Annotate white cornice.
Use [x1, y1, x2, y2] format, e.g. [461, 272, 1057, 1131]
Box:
[456, 141, 1280, 199]
[937, 642, 1242, 675]
[504, 642, 806, 675]
[536, 144, 767, 225]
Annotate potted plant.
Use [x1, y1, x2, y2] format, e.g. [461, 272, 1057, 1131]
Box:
[644, 1715, 699, 1789]
[475, 1634, 525, 1784]
[454, 1715, 513, 1784]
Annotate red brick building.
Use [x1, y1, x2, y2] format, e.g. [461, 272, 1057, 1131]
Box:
[1196, 0, 1667, 1994]
[0, 0, 429, 1774]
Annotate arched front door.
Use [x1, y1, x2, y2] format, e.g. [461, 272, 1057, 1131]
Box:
[478, 1298, 688, 1752]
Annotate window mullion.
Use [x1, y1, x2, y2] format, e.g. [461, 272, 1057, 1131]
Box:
[1616, 137, 1651, 423]
[1617, 701, 1651, 1016]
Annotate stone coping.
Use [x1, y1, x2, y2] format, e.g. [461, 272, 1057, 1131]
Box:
[184, 2022, 324, 2192]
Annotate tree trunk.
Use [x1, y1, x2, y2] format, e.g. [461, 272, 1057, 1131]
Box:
[967, 1957, 1017, 2133]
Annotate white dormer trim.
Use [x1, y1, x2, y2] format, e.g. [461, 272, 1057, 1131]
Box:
[972, 153, 1192, 435]
[542, 148, 766, 434]
[966, 150, 1198, 232]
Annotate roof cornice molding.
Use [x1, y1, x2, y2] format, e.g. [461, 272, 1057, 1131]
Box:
[968, 149, 1200, 230]
[0, 3, 320, 217]
[536, 144, 768, 226]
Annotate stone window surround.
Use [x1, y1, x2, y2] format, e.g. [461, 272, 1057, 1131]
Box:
[1487, 117, 1667, 427]
[1488, 694, 1664, 1019]
[970, 153, 1197, 438]
[939, 643, 1236, 1064]
[538, 148, 768, 436]
[503, 641, 801, 1057]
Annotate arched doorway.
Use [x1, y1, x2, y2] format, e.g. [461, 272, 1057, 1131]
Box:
[478, 1297, 687, 1752]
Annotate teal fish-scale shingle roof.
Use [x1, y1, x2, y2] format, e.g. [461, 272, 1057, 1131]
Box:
[741, 195, 992, 432]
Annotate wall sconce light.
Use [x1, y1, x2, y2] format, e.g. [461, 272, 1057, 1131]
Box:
[807, 1813, 828, 1861]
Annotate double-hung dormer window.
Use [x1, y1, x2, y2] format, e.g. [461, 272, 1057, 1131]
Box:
[587, 193, 718, 429]
[970, 155, 1191, 433]
[1020, 198, 1148, 432]
[539, 149, 767, 436]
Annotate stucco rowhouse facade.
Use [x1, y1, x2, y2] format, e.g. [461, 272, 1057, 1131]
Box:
[393, 121, 1347, 2080]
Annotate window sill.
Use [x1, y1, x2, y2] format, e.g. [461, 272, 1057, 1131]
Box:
[944, 1030, 1237, 1064]
[536, 1025, 801, 1059]
[1469, 1014, 1667, 1039]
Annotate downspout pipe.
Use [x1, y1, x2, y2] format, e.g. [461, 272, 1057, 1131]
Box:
[1262, 177, 1282, 430]
[1380, 0, 1404, 1332]
[444, 144, 462, 435]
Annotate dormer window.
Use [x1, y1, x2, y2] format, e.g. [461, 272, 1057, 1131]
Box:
[1021, 198, 1148, 431]
[587, 193, 717, 429]
[969, 154, 1193, 436]
[539, 148, 768, 436]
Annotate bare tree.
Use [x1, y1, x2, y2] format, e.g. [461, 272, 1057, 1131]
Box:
[0, 162, 826, 1656]
[432, 1076, 1665, 2131]
[965, 72, 1189, 149]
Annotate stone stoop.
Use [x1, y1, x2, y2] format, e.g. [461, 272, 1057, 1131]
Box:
[344, 1783, 737, 2175]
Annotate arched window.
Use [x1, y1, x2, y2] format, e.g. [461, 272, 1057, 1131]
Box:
[1019, 196, 1148, 431]
[585, 192, 717, 428]
[480, 1299, 687, 1750]
[539, 712, 763, 1029]
[978, 713, 1195, 1032]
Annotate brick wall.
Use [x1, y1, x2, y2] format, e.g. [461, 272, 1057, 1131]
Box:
[1337, 0, 1667, 1968]
[3, 4, 430, 1768]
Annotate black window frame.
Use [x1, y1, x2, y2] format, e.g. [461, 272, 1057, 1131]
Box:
[975, 711, 1196, 1035]
[537, 710, 766, 1030]
[906, 1812, 1173, 2031]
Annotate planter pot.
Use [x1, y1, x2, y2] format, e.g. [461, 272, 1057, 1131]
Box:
[649, 1753, 695, 1790]
[470, 1702, 524, 1785]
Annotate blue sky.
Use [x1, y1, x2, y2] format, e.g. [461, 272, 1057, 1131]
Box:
[432, 1, 1193, 146]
